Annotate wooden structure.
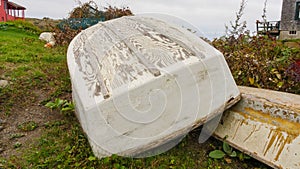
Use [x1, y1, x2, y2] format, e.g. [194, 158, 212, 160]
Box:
[0, 0, 26, 22]
[256, 20, 280, 37]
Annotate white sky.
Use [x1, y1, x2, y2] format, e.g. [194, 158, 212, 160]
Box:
[12, 0, 283, 39]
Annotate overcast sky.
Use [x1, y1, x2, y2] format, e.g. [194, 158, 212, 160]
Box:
[12, 0, 283, 39]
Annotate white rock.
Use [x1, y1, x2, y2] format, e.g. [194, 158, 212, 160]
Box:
[39, 32, 56, 46]
[0, 80, 8, 88]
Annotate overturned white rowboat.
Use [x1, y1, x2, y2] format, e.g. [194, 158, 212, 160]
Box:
[67, 15, 240, 158]
[214, 86, 300, 169]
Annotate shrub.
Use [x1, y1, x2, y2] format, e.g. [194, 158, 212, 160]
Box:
[212, 35, 300, 94]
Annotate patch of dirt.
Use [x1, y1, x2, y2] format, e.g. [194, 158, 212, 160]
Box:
[0, 89, 67, 159]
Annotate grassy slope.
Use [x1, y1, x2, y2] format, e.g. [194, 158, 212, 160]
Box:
[0, 21, 69, 112]
[0, 21, 270, 169]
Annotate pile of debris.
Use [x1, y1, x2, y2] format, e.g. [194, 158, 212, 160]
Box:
[53, 1, 133, 46]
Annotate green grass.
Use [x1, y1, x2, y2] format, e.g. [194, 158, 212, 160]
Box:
[0, 21, 69, 111]
[0, 21, 271, 169]
[281, 38, 300, 43]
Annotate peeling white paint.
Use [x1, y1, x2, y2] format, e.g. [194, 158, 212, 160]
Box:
[67, 16, 240, 158]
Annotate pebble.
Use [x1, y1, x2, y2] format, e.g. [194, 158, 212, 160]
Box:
[0, 80, 8, 88]
[0, 126, 3, 131]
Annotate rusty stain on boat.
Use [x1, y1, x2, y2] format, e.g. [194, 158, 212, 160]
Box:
[237, 107, 300, 161]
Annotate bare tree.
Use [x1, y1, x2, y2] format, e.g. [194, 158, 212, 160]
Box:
[225, 0, 248, 38]
[74, 0, 82, 6]
[262, 0, 268, 22]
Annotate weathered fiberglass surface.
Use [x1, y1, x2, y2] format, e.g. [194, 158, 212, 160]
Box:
[67, 16, 240, 158]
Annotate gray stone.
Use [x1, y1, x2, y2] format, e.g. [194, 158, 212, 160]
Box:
[281, 0, 300, 31]
[0, 80, 8, 88]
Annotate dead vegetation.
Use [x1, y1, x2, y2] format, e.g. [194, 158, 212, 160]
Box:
[54, 1, 133, 46]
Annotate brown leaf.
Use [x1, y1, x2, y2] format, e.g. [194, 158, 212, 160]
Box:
[224, 158, 232, 164]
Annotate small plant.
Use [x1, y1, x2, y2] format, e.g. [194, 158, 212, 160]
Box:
[45, 98, 66, 109]
[9, 133, 25, 140]
[13, 142, 22, 149]
[18, 121, 38, 132]
[209, 140, 251, 162]
[45, 98, 75, 115]
[209, 141, 237, 159]
[44, 120, 66, 128]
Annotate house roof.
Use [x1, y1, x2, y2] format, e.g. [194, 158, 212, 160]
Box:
[7, 1, 26, 10]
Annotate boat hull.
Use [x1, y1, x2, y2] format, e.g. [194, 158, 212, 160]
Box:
[214, 86, 300, 169]
[67, 16, 240, 158]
